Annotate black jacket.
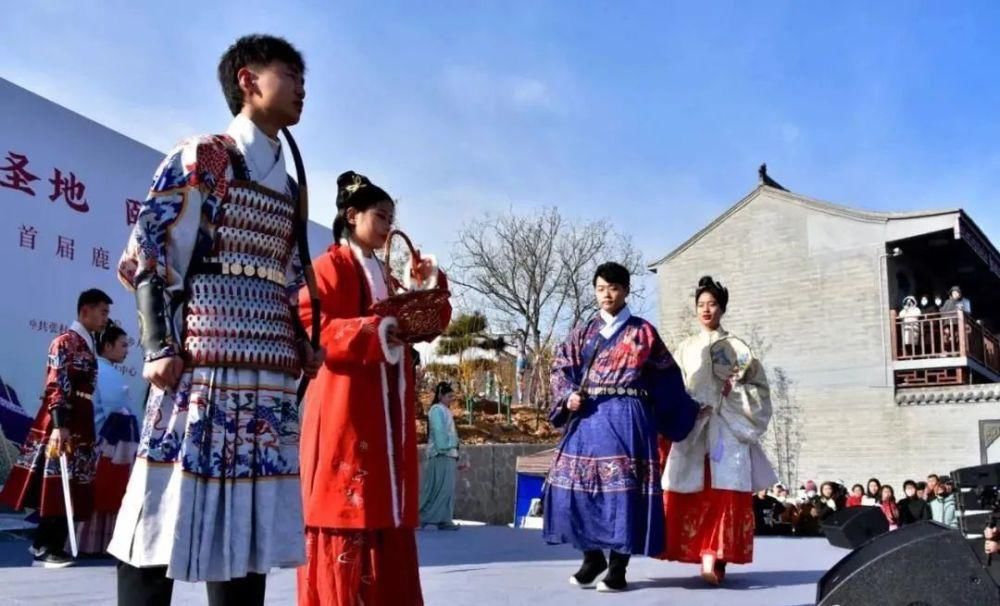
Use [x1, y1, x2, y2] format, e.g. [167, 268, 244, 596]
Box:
[898, 497, 932, 525]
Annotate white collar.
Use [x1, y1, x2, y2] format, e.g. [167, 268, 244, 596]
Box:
[225, 114, 287, 192]
[344, 239, 389, 302]
[70, 321, 95, 354]
[702, 326, 728, 340]
[343, 238, 382, 265]
[598, 305, 631, 338]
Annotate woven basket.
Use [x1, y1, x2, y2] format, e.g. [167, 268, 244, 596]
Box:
[369, 230, 450, 343]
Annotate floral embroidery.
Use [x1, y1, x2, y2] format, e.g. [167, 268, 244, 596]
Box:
[547, 453, 659, 494]
[138, 369, 300, 479]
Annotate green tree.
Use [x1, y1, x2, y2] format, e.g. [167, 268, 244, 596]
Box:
[436, 312, 506, 393]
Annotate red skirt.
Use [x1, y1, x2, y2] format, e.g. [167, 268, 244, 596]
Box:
[659, 459, 755, 564]
[297, 527, 423, 606]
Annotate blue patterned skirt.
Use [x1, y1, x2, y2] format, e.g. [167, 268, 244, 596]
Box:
[108, 366, 304, 581]
[542, 395, 663, 555]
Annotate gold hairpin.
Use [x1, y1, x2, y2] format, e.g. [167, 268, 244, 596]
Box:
[345, 174, 366, 195]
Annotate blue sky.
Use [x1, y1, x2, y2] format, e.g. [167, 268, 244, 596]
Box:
[4, 1, 1000, 286]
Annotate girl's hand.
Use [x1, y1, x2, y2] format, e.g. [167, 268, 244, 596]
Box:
[566, 392, 582, 411]
[386, 324, 405, 348]
[410, 256, 435, 286]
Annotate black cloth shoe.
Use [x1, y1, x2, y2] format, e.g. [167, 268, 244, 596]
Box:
[596, 551, 630, 592]
[569, 550, 608, 588]
[33, 550, 75, 569]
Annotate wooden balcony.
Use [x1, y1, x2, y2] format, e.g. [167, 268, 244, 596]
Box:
[890, 310, 1000, 387]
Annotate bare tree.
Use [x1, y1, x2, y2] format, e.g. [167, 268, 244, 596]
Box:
[664, 303, 697, 351]
[765, 367, 801, 488]
[451, 206, 644, 408]
[743, 324, 800, 488]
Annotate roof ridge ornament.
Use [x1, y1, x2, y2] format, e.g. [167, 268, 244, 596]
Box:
[758, 163, 789, 191]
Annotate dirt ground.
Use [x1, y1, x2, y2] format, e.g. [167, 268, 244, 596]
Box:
[416, 398, 560, 445]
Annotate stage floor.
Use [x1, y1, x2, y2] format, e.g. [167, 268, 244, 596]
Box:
[0, 523, 845, 605]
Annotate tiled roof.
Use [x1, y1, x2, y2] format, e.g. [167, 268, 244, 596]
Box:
[896, 384, 1000, 406]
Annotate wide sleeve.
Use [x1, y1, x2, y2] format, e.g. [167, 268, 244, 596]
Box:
[640, 323, 699, 442]
[720, 357, 772, 443]
[118, 137, 230, 360]
[92, 363, 109, 431]
[298, 252, 402, 366]
[44, 336, 73, 429]
[428, 405, 459, 455]
[548, 329, 583, 429]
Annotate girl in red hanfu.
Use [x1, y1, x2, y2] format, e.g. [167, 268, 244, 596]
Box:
[296, 171, 450, 606]
[658, 276, 777, 585]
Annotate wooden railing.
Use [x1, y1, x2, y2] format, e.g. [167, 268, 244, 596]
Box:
[890, 310, 1000, 377]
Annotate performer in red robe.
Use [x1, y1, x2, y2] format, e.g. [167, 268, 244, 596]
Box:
[296, 171, 450, 606]
[0, 288, 112, 568]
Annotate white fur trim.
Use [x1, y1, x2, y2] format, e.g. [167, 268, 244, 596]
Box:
[403, 254, 440, 291]
[397, 348, 408, 521]
[380, 365, 401, 527]
[378, 317, 403, 365]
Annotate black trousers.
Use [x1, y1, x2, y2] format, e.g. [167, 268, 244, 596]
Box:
[117, 561, 266, 606]
[32, 516, 69, 554]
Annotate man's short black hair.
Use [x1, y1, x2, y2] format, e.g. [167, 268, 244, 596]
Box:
[927, 473, 940, 481]
[593, 262, 631, 290]
[218, 34, 306, 116]
[78, 288, 112, 313]
[903, 479, 917, 490]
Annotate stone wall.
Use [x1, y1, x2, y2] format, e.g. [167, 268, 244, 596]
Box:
[419, 443, 551, 524]
[654, 188, 1000, 489]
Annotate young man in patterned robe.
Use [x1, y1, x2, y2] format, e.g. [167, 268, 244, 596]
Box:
[108, 34, 322, 605]
[0, 288, 112, 568]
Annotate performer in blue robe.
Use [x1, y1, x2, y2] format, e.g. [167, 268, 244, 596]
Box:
[543, 262, 698, 593]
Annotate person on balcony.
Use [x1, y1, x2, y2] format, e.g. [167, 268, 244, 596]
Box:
[919, 295, 938, 314]
[940, 286, 971, 314]
[940, 286, 972, 352]
[899, 296, 922, 348]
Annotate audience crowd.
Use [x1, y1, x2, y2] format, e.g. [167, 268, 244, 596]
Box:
[753, 473, 959, 537]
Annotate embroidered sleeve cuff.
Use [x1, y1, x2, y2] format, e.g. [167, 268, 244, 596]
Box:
[144, 344, 179, 363]
[378, 317, 403, 365]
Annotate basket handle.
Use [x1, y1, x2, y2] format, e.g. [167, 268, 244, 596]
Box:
[382, 229, 422, 291]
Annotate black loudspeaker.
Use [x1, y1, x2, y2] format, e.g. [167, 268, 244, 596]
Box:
[953, 462, 1000, 486]
[821, 506, 889, 549]
[816, 521, 999, 606]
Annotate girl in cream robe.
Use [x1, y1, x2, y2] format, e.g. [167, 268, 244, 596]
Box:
[659, 276, 778, 585]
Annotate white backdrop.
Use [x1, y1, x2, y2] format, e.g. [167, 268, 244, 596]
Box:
[0, 78, 330, 421]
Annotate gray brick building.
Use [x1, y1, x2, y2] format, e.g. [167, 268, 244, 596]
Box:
[650, 172, 1000, 491]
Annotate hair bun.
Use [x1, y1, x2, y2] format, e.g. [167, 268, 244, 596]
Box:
[336, 170, 372, 208]
[336, 170, 363, 189]
[698, 275, 718, 289]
